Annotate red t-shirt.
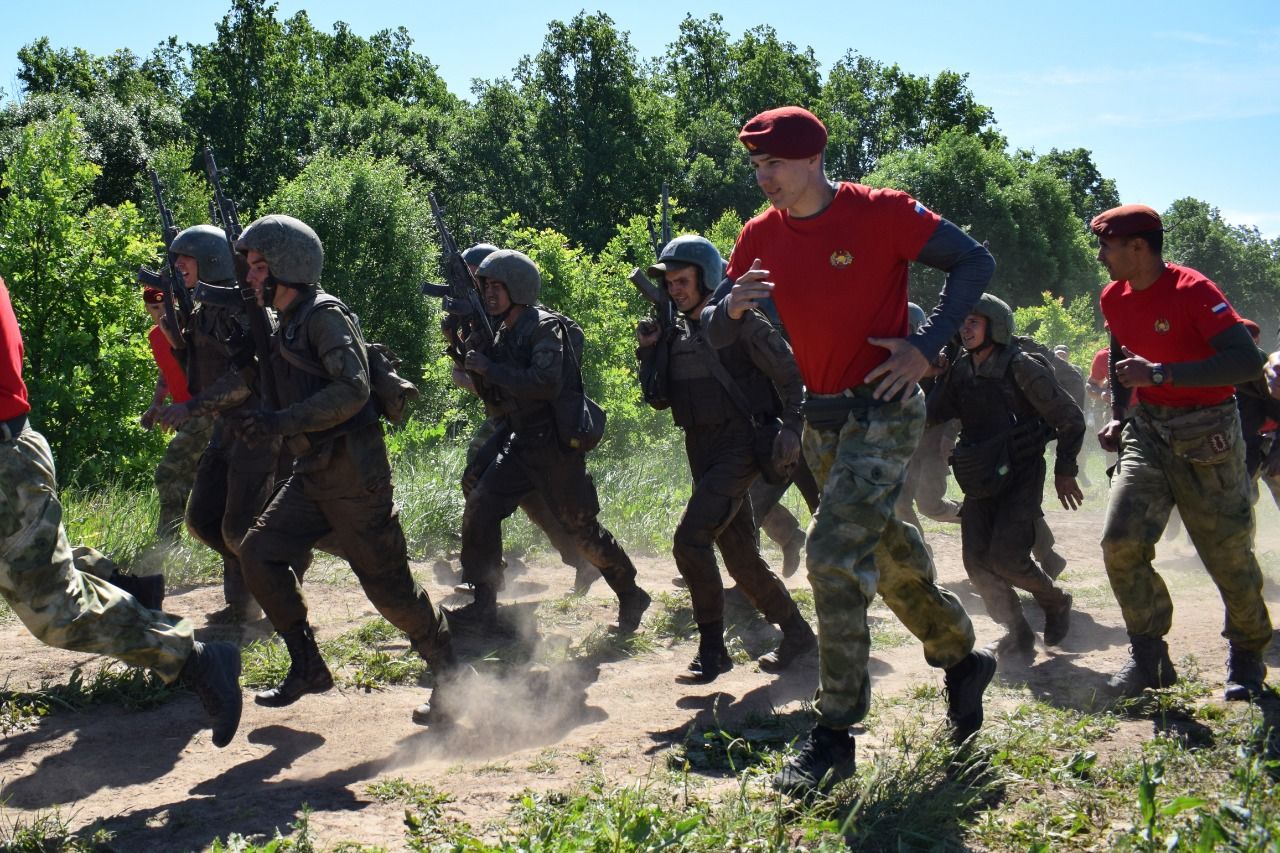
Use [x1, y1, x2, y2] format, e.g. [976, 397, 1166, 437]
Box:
[726, 182, 940, 394]
[0, 276, 30, 420]
[148, 325, 192, 404]
[1089, 347, 1109, 384]
[1099, 263, 1241, 407]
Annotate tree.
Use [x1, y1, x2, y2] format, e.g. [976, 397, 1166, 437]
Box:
[865, 129, 1101, 309]
[1032, 147, 1120, 227]
[0, 110, 161, 485]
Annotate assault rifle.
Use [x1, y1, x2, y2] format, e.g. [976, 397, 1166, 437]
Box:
[420, 192, 494, 360]
[629, 182, 675, 405]
[136, 168, 195, 335]
[203, 145, 279, 409]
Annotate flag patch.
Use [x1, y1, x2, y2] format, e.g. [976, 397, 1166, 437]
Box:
[1211, 302, 1228, 314]
[914, 203, 927, 215]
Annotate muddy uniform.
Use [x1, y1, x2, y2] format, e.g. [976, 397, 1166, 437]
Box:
[929, 342, 1083, 644]
[180, 294, 280, 614]
[239, 291, 450, 658]
[462, 308, 640, 598]
[639, 308, 807, 634]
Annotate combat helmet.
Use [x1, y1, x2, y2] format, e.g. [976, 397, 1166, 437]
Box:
[646, 234, 725, 293]
[234, 214, 324, 285]
[462, 243, 499, 268]
[969, 293, 1014, 346]
[475, 249, 540, 306]
[171, 224, 236, 284]
[907, 301, 927, 333]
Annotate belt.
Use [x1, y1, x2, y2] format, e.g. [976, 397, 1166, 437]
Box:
[0, 413, 28, 443]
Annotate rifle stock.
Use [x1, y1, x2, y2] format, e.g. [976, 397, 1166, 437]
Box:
[138, 167, 194, 333]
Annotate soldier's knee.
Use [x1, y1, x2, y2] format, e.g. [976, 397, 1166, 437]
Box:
[674, 519, 716, 553]
[1101, 533, 1143, 570]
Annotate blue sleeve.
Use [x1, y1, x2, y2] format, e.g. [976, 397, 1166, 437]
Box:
[909, 219, 995, 359]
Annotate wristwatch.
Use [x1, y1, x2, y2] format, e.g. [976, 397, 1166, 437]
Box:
[1150, 363, 1166, 386]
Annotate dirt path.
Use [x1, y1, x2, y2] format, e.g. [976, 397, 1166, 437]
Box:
[2, 500, 1279, 851]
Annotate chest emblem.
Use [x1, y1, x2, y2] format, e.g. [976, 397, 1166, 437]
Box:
[830, 250, 854, 268]
[1153, 318, 1171, 334]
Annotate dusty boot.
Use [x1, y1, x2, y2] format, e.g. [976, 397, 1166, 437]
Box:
[210, 562, 264, 623]
[179, 640, 243, 748]
[1107, 634, 1178, 698]
[446, 582, 499, 630]
[412, 643, 476, 726]
[255, 625, 334, 708]
[1039, 591, 1072, 647]
[989, 619, 1035, 663]
[609, 585, 652, 635]
[1039, 550, 1067, 581]
[772, 725, 856, 797]
[572, 561, 601, 595]
[685, 622, 733, 683]
[781, 530, 806, 578]
[1224, 644, 1268, 702]
[944, 649, 997, 745]
[758, 610, 817, 673]
[108, 569, 166, 612]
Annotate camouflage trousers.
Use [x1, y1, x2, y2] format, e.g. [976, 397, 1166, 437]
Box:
[0, 425, 193, 682]
[154, 414, 214, 539]
[1102, 402, 1272, 653]
[803, 387, 975, 729]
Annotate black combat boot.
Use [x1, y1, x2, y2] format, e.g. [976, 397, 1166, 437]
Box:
[758, 609, 817, 673]
[1224, 644, 1268, 702]
[1107, 634, 1178, 698]
[255, 625, 334, 707]
[609, 585, 652, 635]
[781, 530, 806, 578]
[685, 622, 733, 682]
[1040, 591, 1072, 647]
[179, 640, 243, 748]
[412, 642, 477, 726]
[446, 582, 499, 629]
[108, 569, 166, 612]
[772, 725, 856, 797]
[944, 649, 997, 745]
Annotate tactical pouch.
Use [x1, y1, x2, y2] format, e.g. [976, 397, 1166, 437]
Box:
[366, 343, 420, 425]
[554, 392, 607, 453]
[1157, 403, 1238, 466]
[949, 433, 1013, 499]
[753, 416, 795, 485]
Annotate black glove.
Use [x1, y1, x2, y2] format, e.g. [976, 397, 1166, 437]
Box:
[234, 409, 285, 448]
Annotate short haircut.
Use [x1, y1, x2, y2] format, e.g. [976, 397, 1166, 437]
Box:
[1132, 229, 1163, 255]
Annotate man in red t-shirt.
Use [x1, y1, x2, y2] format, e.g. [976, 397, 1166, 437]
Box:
[1093, 204, 1271, 701]
[140, 288, 213, 540]
[0, 274, 242, 747]
[706, 106, 997, 796]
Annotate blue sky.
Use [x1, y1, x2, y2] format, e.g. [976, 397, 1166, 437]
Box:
[2, 1, 1277, 237]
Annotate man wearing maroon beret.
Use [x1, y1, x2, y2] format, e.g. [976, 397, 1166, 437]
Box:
[704, 105, 998, 796]
[1093, 204, 1271, 701]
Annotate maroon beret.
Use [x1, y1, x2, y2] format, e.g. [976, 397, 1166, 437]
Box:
[1090, 204, 1163, 237]
[739, 106, 828, 159]
[142, 287, 166, 305]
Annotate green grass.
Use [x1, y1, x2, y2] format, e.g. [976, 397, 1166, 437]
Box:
[239, 618, 428, 691]
[0, 662, 175, 735]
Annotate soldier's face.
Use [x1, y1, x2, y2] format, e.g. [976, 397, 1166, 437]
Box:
[960, 313, 989, 350]
[664, 267, 703, 314]
[245, 250, 271, 306]
[1096, 236, 1138, 281]
[750, 153, 819, 211]
[481, 279, 512, 315]
[174, 255, 199, 288]
[144, 301, 165, 325]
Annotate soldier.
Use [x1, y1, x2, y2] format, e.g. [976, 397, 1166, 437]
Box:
[1232, 319, 1280, 508]
[139, 287, 214, 540]
[928, 294, 1084, 661]
[231, 215, 462, 725]
[1093, 204, 1272, 701]
[707, 106, 997, 795]
[452, 249, 651, 633]
[0, 273, 242, 747]
[448, 243, 599, 594]
[157, 225, 276, 622]
[636, 235, 814, 682]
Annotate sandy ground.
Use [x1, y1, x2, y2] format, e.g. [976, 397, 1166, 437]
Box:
[2, 493, 1280, 851]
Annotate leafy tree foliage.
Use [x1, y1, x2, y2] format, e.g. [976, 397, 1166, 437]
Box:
[1032, 147, 1121, 227]
[0, 111, 161, 485]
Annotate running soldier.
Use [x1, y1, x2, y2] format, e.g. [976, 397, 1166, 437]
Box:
[0, 273, 242, 747]
[636, 235, 814, 682]
[707, 106, 997, 795]
[452, 250, 651, 633]
[1094, 204, 1272, 701]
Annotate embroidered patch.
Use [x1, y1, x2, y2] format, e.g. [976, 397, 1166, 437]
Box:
[1154, 318, 1171, 334]
[914, 202, 927, 215]
[744, 141, 758, 151]
[830, 250, 853, 268]
[1209, 432, 1229, 454]
[1211, 302, 1228, 314]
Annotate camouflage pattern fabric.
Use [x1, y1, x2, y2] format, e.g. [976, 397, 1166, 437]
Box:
[154, 413, 214, 538]
[1102, 402, 1272, 652]
[0, 426, 193, 682]
[802, 388, 974, 728]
